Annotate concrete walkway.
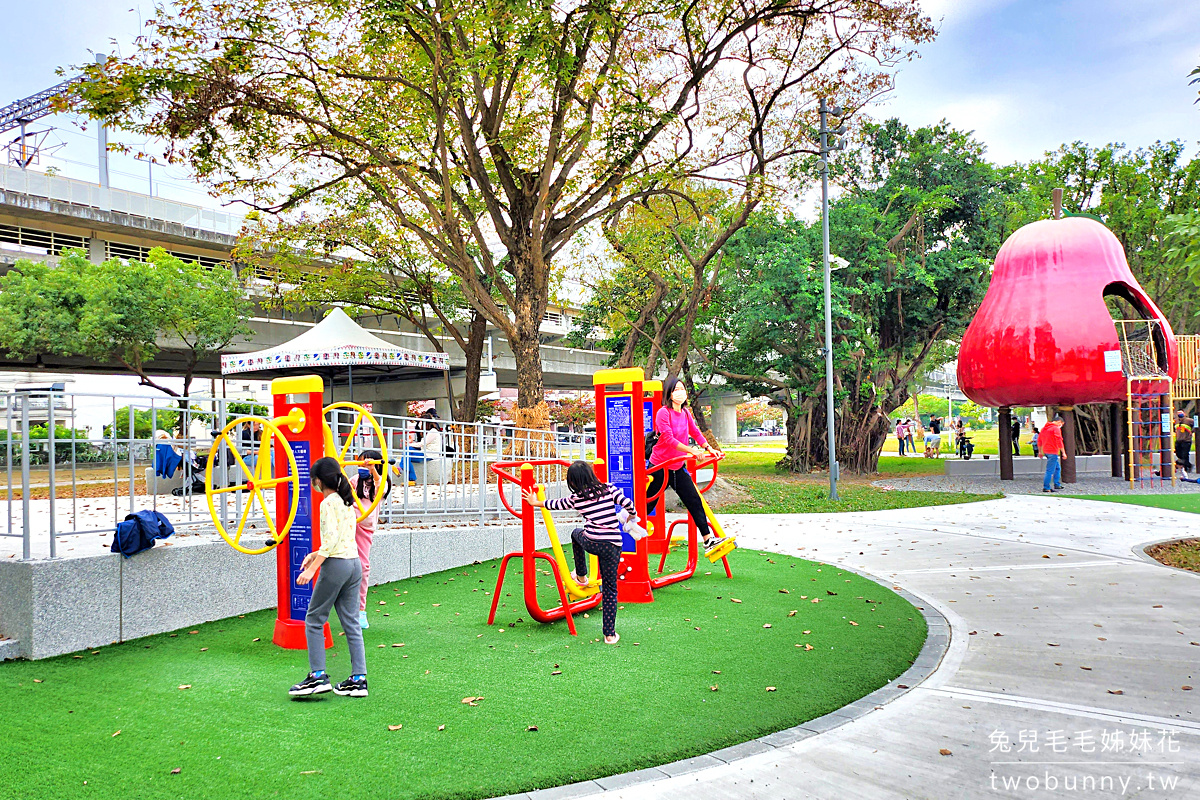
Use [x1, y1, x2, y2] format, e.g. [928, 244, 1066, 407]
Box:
[524, 497, 1200, 799]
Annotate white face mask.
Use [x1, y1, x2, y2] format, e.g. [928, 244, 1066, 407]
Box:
[672, 388, 687, 405]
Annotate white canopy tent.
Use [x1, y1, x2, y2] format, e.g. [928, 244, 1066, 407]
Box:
[221, 308, 450, 399]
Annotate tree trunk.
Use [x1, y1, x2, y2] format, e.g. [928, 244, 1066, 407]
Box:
[453, 309, 489, 423]
[682, 362, 712, 438]
[509, 250, 548, 414]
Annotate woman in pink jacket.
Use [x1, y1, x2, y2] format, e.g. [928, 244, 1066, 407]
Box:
[647, 375, 722, 551]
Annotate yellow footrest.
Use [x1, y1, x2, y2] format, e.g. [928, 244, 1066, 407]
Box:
[705, 537, 737, 563]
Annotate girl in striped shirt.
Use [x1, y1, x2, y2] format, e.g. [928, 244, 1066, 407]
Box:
[523, 460, 636, 644]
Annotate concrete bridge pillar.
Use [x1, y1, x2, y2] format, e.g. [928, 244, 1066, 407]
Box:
[707, 397, 739, 445]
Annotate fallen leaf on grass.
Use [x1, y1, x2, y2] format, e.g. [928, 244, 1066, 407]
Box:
[712, 670, 721, 674]
[939, 749, 952, 756]
[178, 684, 191, 690]
[1047, 643, 1060, 647]
[391, 643, 405, 648]
[199, 648, 208, 652]
[1183, 686, 1194, 691]
[551, 671, 562, 676]
[710, 684, 719, 691]
[730, 598, 742, 603]
[527, 726, 538, 732]
[766, 686, 776, 692]
[462, 696, 484, 705]
[1107, 690, 1123, 695]
[763, 624, 772, 629]
[787, 611, 797, 617]
[112, 730, 121, 737]
[387, 724, 403, 731]
[252, 638, 260, 642]
[437, 725, 446, 731]
[170, 768, 181, 774]
[188, 631, 198, 635]
[1080, 666, 1092, 671]
[300, 770, 322, 775]
[779, 589, 790, 594]
[32, 679, 42, 683]
[848, 621, 858, 626]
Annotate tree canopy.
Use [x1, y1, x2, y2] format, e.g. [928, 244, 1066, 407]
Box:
[699, 119, 1018, 472]
[0, 249, 249, 401]
[73, 0, 935, 418]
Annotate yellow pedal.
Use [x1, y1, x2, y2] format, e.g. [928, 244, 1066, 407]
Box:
[669, 535, 686, 545]
[705, 537, 737, 563]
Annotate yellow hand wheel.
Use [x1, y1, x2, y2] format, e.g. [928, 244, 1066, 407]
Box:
[322, 402, 388, 523]
[205, 416, 300, 555]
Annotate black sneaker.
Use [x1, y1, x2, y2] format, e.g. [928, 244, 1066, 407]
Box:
[333, 675, 369, 698]
[289, 672, 332, 697]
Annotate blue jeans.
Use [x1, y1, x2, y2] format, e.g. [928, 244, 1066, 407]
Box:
[1043, 453, 1061, 491]
[398, 449, 427, 482]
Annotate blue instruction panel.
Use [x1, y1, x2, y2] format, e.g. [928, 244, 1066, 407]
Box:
[286, 441, 313, 620]
[604, 395, 637, 552]
[644, 400, 654, 436]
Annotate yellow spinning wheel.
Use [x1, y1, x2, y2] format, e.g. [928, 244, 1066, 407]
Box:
[322, 402, 388, 523]
[205, 415, 301, 555]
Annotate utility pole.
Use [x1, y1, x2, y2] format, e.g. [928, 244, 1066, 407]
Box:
[96, 54, 111, 211]
[819, 97, 846, 500]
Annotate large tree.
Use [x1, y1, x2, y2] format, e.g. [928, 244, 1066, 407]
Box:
[700, 120, 1019, 473]
[0, 249, 249, 403]
[74, 0, 934, 421]
[1014, 141, 1200, 333]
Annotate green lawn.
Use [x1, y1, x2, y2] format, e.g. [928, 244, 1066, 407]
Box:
[1063, 494, 1200, 514]
[0, 551, 925, 800]
[719, 451, 945, 479]
[720, 480, 999, 514]
[714, 452, 992, 514]
[881, 427, 1008, 456]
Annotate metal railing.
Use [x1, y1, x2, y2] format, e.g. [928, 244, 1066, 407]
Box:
[0, 163, 245, 237]
[2, 390, 592, 560]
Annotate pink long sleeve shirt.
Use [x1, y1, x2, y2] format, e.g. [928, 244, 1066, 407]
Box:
[649, 407, 708, 466]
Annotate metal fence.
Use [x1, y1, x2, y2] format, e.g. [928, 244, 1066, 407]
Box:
[2, 391, 591, 560]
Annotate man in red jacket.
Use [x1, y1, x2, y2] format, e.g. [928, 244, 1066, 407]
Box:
[1040, 414, 1065, 492]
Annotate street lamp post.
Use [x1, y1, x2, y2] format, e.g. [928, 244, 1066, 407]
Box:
[818, 97, 845, 500]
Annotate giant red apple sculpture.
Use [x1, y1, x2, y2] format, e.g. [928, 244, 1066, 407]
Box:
[957, 216, 1177, 408]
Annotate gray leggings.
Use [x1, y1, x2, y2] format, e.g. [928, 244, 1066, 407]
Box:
[305, 556, 366, 676]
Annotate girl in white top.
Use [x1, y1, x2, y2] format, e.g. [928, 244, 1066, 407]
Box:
[288, 457, 368, 699]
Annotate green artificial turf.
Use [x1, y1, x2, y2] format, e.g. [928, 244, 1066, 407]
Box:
[0, 550, 925, 800]
[1064, 493, 1200, 514]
